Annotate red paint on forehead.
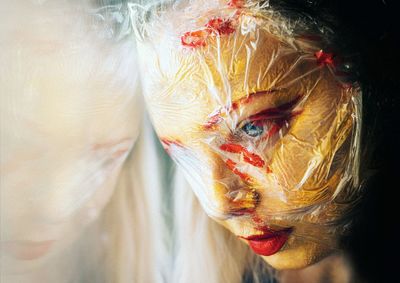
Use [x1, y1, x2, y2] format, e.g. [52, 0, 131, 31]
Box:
[227, 0, 245, 8]
[181, 30, 209, 48]
[206, 18, 236, 35]
[181, 17, 237, 48]
[315, 50, 335, 66]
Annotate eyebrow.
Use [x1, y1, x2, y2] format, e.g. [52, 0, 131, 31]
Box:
[247, 95, 302, 122]
[203, 90, 300, 130]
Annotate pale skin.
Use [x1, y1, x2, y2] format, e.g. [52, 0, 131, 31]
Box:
[0, 2, 140, 263]
[139, 8, 360, 270]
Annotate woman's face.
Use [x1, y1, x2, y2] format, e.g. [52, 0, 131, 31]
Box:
[0, 2, 140, 265]
[139, 3, 360, 270]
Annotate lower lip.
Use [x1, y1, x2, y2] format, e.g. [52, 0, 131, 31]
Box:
[246, 230, 291, 256]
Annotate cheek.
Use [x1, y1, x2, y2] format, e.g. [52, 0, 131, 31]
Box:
[267, 93, 353, 193]
[1, 151, 126, 242]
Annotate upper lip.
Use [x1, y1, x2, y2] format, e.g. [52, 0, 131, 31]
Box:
[240, 227, 293, 240]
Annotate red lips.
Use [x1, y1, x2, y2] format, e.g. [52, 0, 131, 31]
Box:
[242, 227, 292, 256]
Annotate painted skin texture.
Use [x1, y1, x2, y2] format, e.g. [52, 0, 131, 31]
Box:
[137, 1, 361, 270]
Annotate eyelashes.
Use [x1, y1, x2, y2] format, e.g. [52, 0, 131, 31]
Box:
[238, 117, 289, 141]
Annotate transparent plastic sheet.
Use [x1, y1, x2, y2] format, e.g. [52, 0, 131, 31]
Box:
[133, 0, 363, 266]
[1, 1, 164, 282]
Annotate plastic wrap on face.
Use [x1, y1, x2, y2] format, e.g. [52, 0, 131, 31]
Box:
[134, 0, 362, 267]
[0, 0, 140, 277]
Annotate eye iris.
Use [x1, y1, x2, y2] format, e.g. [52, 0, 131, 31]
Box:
[242, 122, 263, 137]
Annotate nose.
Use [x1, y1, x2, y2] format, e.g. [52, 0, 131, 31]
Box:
[209, 150, 260, 217]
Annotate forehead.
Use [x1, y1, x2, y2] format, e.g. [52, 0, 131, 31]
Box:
[139, 12, 323, 136]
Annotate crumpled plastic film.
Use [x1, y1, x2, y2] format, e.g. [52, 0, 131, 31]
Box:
[1, 0, 141, 280]
[134, 0, 362, 246]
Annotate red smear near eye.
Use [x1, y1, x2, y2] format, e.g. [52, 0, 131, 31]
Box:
[160, 138, 184, 154]
[264, 123, 282, 139]
[202, 90, 279, 130]
[315, 50, 335, 66]
[220, 143, 265, 168]
[227, 0, 245, 8]
[225, 159, 254, 182]
[248, 95, 302, 122]
[203, 111, 224, 130]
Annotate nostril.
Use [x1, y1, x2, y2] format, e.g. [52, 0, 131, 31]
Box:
[225, 189, 260, 216]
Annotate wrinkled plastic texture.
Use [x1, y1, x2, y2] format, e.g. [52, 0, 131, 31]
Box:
[134, 0, 362, 246]
[1, 1, 163, 282]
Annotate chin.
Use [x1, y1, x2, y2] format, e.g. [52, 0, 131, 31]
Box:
[261, 238, 334, 270]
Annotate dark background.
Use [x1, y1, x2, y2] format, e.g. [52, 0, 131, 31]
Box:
[267, 0, 400, 282]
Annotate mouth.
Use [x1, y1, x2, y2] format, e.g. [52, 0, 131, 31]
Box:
[241, 227, 293, 256]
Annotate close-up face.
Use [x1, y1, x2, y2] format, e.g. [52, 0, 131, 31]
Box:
[0, 1, 140, 268]
[138, 0, 361, 270]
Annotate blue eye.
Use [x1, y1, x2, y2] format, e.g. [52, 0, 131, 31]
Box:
[241, 122, 264, 137]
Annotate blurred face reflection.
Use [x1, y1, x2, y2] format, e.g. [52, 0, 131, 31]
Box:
[139, 6, 360, 269]
[0, 2, 140, 262]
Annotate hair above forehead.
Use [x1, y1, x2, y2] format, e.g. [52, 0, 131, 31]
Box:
[130, 0, 334, 46]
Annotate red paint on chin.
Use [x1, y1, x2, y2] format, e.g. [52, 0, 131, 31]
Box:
[243, 228, 292, 256]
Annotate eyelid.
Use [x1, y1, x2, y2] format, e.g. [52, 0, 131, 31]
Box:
[236, 95, 302, 128]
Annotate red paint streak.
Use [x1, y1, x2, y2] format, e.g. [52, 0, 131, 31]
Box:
[225, 159, 253, 182]
[202, 90, 279, 130]
[181, 29, 210, 48]
[266, 166, 273, 174]
[233, 89, 279, 110]
[206, 18, 236, 35]
[181, 15, 238, 48]
[227, 0, 245, 8]
[203, 110, 224, 130]
[220, 143, 265, 168]
[252, 214, 264, 224]
[315, 50, 335, 66]
[266, 123, 282, 139]
[160, 138, 184, 154]
[248, 95, 302, 122]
